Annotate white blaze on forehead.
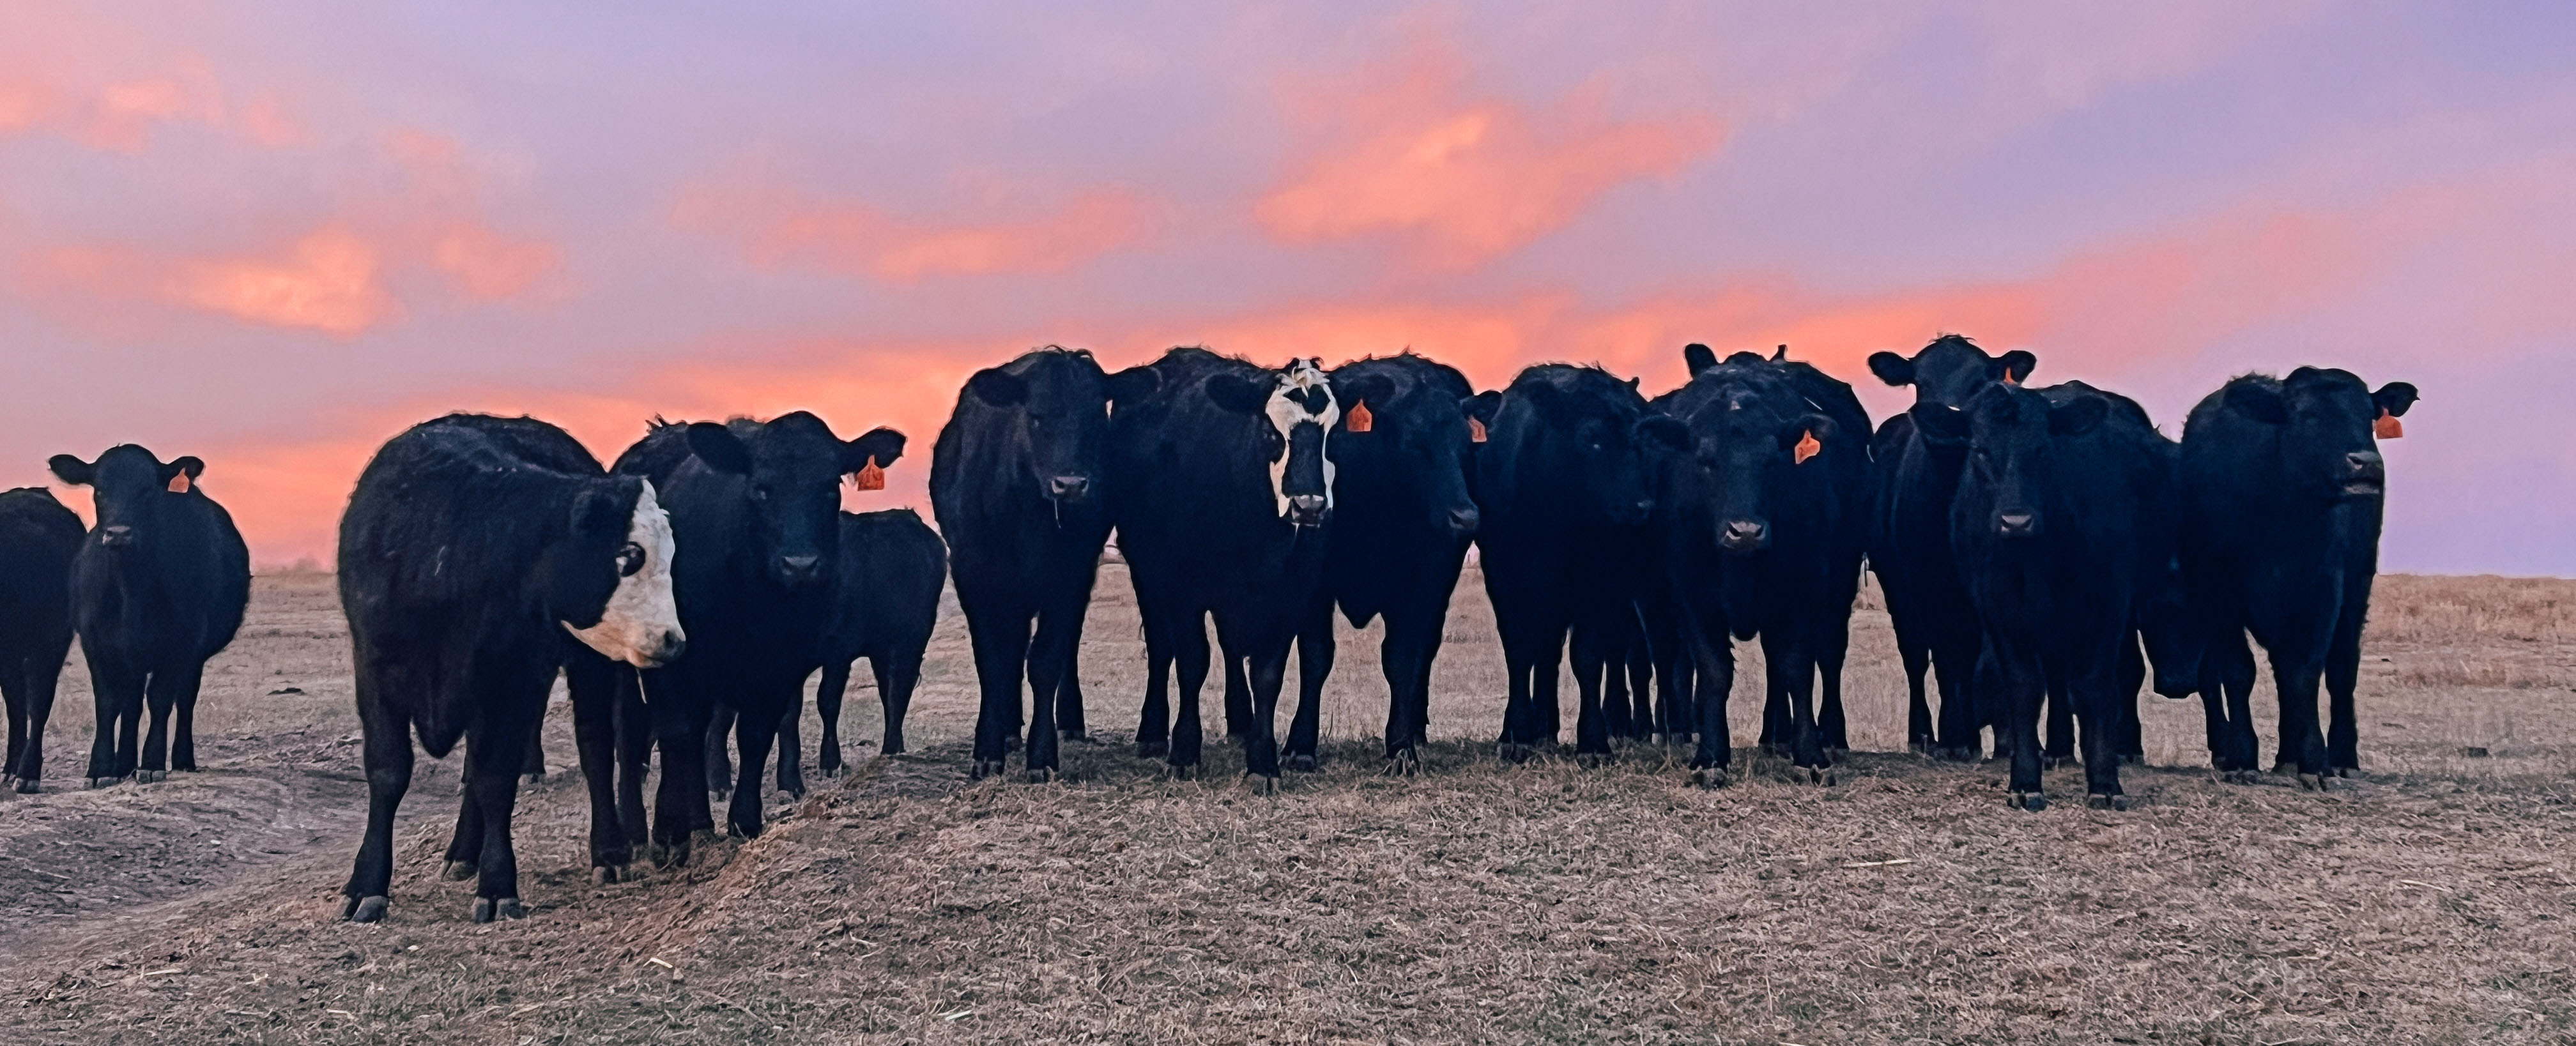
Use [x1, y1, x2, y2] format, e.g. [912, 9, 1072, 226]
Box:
[1262, 358, 1339, 518]
[565, 480, 686, 668]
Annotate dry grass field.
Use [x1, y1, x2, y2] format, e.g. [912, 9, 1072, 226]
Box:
[1, 567, 2570, 1043]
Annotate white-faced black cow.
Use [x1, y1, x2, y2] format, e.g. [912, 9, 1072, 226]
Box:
[48, 445, 249, 787]
[1475, 365, 1687, 763]
[611, 413, 903, 862]
[1864, 335, 2036, 759]
[2180, 367, 2416, 787]
[1656, 352, 1855, 784]
[1278, 353, 1495, 773]
[1113, 347, 1337, 791]
[1911, 382, 2175, 810]
[932, 347, 1156, 782]
[0, 489, 83, 792]
[335, 414, 683, 923]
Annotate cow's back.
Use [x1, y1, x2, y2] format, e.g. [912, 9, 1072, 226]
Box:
[831, 509, 946, 659]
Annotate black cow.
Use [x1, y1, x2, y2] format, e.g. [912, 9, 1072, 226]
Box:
[1657, 353, 1852, 783]
[1277, 353, 1493, 773]
[1864, 335, 2036, 759]
[1912, 381, 2172, 810]
[788, 508, 947, 781]
[932, 347, 1154, 781]
[1475, 364, 1685, 762]
[2179, 368, 2416, 786]
[0, 489, 83, 792]
[335, 414, 684, 922]
[613, 413, 903, 861]
[1114, 349, 1337, 789]
[47, 446, 249, 787]
[1683, 344, 1872, 757]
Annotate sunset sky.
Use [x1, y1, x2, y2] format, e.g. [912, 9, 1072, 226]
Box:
[3, 3, 2571, 573]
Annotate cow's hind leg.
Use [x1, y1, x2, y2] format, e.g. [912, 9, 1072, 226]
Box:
[702, 703, 737, 798]
[726, 700, 783, 838]
[880, 649, 923, 757]
[464, 674, 542, 922]
[1284, 598, 1332, 773]
[1168, 609, 1211, 779]
[963, 604, 1032, 780]
[441, 740, 487, 880]
[170, 662, 204, 772]
[814, 658, 851, 773]
[341, 673, 414, 923]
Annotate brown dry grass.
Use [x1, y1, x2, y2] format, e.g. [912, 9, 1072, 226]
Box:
[3, 569, 2572, 1044]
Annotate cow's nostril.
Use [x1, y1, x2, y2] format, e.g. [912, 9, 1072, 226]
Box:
[1048, 475, 1091, 500]
[659, 633, 687, 661]
[2345, 451, 2384, 475]
[1997, 512, 2036, 535]
[1448, 506, 1481, 534]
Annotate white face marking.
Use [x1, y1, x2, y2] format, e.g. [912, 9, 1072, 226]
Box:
[1263, 358, 1339, 518]
[565, 480, 686, 668]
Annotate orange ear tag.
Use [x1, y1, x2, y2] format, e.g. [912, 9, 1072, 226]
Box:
[2001, 370, 2019, 386]
[1468, 416, 1488, 443]
[2374, 409, 2404, 440]
[850, 457, 885, 492]
[1345, 400, 1372, 433]
[1793, 430, 1822, 465]
[167, 473, 191, 494]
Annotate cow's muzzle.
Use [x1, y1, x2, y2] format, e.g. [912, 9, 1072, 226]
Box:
[2341, 451, 2385, 497]
[98, 525, 135, 549]
[1994, 512, 2039, 538]
[1718, 518, 1768, 552]
[1287, 495, 1329, 527]
[775, 554, 825, 588]
[1048, 475, 1091, 503]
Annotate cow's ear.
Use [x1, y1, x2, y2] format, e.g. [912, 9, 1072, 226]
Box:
[1336, 374, 1396, 413]
[845, 427, 907, 471]
[1772, 344, 1790, 361]
[1634, 415, 1689, 451]
[1105, 365, 1161, 406]
[2372, 382, 2419, 418]
[160, 456, 206, 489]
[966, 368, 1028, 407]
[2223, 381, 2288, 425]
[1908, 402, 1968, 444]
[1999, 351, 2037, 386]
[2048, 395, 2108, 436]
[1682, 343, 1718, 375]
[47, 455, 95, 486]
[686, 421, 753, 474]
[1204, 373, 1275, 414]
[1867, 351, 1913, 387]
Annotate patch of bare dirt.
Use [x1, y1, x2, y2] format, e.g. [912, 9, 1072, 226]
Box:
[3, 569, 2572, 1044]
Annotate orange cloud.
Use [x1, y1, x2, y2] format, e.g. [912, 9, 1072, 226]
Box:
[1258, 41, 1723, 269]
[172, 225, 397, 337]
[680, 185, 1162, 282]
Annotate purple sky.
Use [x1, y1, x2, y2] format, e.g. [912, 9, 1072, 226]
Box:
[3, 2, 2570, 573]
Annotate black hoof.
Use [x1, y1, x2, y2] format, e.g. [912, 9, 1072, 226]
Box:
[442, 860, 477, 882]
[1384, 750, 1420, 777]
[88, 776, 118, 789]
[709, 785, 732, 801]
[1576, 752, 1609, 770]
[2333, 766, 2354, 778]
[1168, 762, 1200, 781]
[1137, 740, 1168, 759]
[1286, 754, 1317, 773]
[2298, 772, 2327, 792]
[970, 759, 1006, 780]
[817, 764, 844, 778]
[2007, 791, 2046, 811]
[650, 840, 689, 869]
[2271, 759, 2296, 775]
[1806, 768, 1834, 786]
[1936, 746, 1979, 764]
[342, 895, 390, 923]
[1245, 774, 1279, 796]
[591, 864, 632, 884]
[1690, 766, 1728, 788]
[2039, 755, 2066, 771]
[1027, 767, 1057, 785]
[471, 897, 525, 923]
[521, 771, 544, 785]
[2224, 769, 2259, 785]
[14, 778, 36, 794]
[2086, 793, 2132, 811]
[136, 769, 166, 784]
[1499, 743, 1531, 764]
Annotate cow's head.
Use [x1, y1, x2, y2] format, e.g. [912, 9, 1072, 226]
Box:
[1516, 372, 1686, 529]
[1208, 358, 1338, 527]
[1680, 370, 1836, 554]
[1326, 360, 1492, 539]
[48, 444, 203, 554]
[1869, 334, 2035, 408]
[1913, 384, 2106, 540]
[684, 412, 906, 589]
[2137, 559, 2200, 698]
[963, 347, 1160, 508]
[553, 476, 687, 668]
[2220, 367, 2416, 503]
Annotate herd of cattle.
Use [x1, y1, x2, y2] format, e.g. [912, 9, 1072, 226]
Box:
[0, 336, 2414, 924]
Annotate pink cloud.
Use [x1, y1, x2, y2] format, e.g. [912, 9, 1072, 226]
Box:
[1257, 39, 1723, 269]
[432, 222, 564, 300]
[172, 225, 397, 337]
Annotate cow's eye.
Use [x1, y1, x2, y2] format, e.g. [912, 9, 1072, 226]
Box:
[617, 542, 647, 577]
